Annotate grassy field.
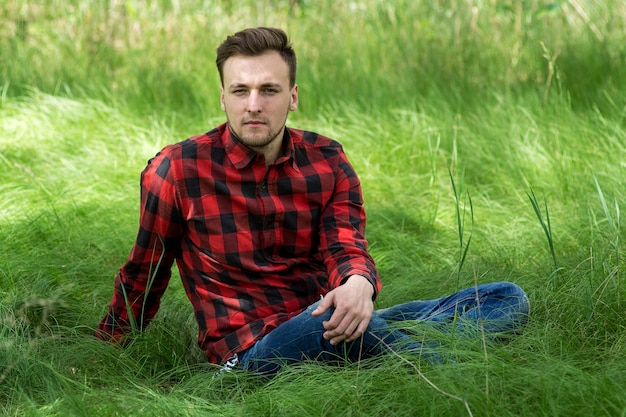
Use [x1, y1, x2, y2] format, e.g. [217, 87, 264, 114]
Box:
[1, 0, 625, 415]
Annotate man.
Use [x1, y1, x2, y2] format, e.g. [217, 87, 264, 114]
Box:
[96, 27, 529, 375]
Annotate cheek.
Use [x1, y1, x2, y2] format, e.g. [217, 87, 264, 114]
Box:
[269, 100, 292, 115]
[222, 99, 241, 115]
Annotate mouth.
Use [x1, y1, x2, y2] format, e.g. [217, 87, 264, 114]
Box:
[244, 120, 266, 127]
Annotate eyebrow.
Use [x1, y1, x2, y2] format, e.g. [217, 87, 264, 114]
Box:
[228, 82, 283, 89]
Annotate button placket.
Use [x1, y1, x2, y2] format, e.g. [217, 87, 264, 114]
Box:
[257, 171, 275, 259]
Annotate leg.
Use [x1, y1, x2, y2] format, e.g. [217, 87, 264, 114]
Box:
[240, 282, 529, 375]
[376, 281, 530, 335]
[240, 300, 428, 375]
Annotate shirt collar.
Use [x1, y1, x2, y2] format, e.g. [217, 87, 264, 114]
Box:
[222, 123, 296, 169]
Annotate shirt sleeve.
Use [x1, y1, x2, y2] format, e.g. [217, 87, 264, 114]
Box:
[318, 147, 382, 298]
[96, 149, 183, 343]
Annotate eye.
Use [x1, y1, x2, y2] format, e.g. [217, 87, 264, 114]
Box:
[262, 87, 279, 95]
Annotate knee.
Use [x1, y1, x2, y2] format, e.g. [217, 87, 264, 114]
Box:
[495, 281, 530, 316]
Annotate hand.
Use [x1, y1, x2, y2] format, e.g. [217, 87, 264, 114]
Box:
[311, 275, 374, 345]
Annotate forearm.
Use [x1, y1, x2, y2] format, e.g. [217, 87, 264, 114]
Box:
[318, 149, 382, 296]
[320, 206, 381, 297]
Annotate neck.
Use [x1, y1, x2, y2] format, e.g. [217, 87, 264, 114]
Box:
[252, 141, 282, 165]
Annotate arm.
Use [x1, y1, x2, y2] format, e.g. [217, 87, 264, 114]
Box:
[96, 150, 183, 343]
[312, 147, 381, 345]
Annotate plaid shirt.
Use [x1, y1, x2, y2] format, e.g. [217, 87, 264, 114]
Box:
[96, 123, 381, 364]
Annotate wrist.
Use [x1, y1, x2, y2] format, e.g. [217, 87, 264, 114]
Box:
[345, 274, 375, 298]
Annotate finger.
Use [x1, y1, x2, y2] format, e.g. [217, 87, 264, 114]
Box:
[311, 294, 333, 317]
[322, 307, 347, 333]
[343, 307, 372, 343]
[325, 312, 359, 344]
[327, 322, 352, 345]
[345, 319, 369, 343]
[326, 327, 349, 345]
[343, 322, 362, 343]
[340, 318, 360, 341]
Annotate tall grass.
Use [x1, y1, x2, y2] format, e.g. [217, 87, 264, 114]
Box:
[2, 0, 625, 114]
[1, 0, 626, 416]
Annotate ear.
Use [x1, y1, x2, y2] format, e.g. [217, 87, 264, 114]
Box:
[220, 86, 225, 111]
[289, 84, 299, 111]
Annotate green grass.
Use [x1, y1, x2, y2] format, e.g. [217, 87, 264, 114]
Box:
[1, 0, 626, 416]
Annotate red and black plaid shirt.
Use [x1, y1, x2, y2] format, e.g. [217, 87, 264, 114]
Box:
[96, 123, 381, 364]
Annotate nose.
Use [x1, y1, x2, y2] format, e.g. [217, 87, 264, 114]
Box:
[246, 90, 262, 113]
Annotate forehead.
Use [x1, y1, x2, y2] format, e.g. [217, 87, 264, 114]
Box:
[222, 51, 290, 86]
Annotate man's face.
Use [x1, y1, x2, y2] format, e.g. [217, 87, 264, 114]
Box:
[220, 51, 298, 152]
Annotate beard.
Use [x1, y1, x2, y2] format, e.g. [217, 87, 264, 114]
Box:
[232, 123, 283, 148]
[226, 110, 290, 151]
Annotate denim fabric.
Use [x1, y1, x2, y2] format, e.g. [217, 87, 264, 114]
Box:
[239, 281, 529, 375]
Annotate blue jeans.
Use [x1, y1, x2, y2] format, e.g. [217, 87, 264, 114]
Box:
[239, 281, 529, 375]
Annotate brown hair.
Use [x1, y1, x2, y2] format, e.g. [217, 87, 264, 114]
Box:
[216, 27, 297, 87]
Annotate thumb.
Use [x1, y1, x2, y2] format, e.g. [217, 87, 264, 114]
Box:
[311, 294, 333, 316]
